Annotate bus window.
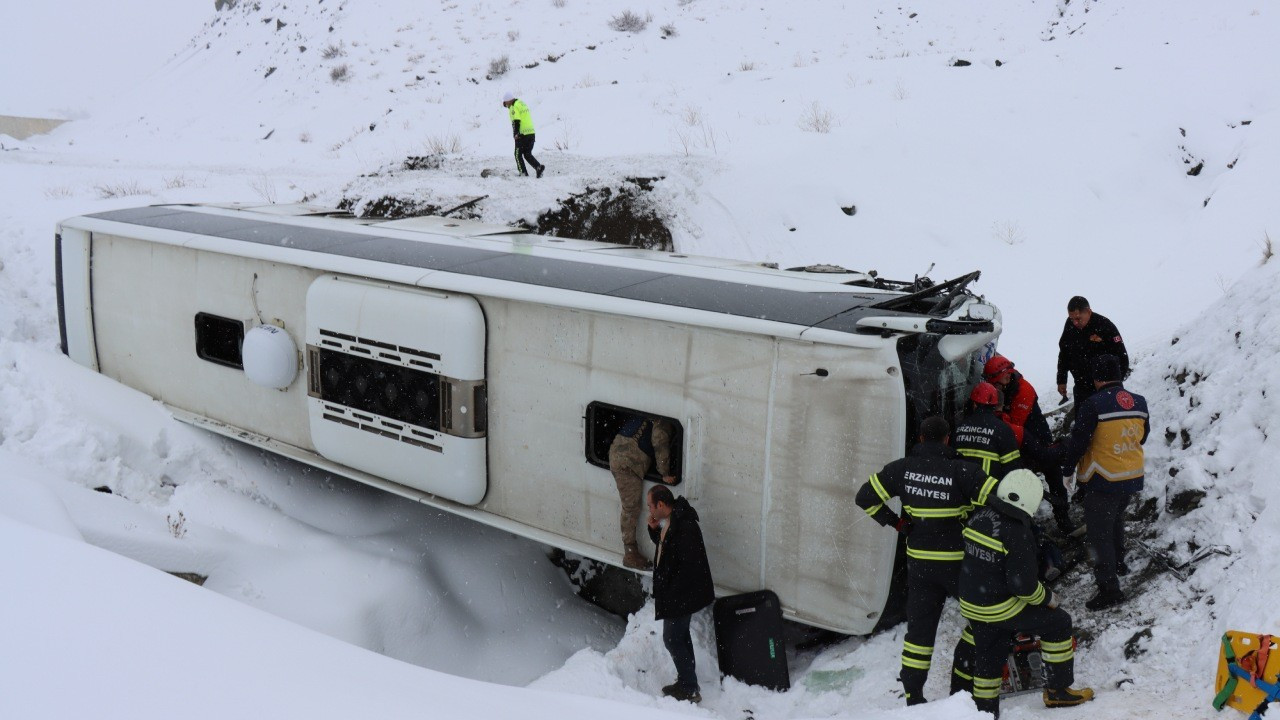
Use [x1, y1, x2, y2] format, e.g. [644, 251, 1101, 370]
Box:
[584, 401, 683, 483]
[194, 313, 246, 369]
[897, 334, 983, 451]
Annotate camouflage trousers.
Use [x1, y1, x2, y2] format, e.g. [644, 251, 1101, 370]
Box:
[609, 435, 652, 550]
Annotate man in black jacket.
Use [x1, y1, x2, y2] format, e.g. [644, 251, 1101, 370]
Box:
[647, 485, 715, 703]
[1056, 296, 1129, 411]
[855, 416, 998, 705]
[959, 470, 1094, 718]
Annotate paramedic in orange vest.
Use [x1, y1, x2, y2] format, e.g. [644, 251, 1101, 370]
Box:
[1059, 355, 1149, 611]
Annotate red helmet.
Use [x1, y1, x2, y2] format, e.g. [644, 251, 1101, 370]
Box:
[970, 381, 1000, 406]
[983, 354, 1015, 381]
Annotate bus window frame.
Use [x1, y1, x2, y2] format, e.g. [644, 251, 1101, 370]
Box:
[583, 401, 684, 484]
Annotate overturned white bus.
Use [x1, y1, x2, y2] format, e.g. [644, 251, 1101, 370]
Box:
[55, 203, 1000, 634]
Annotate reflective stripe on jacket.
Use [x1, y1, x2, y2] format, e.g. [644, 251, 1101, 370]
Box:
[854, 442, 998, 562]
[959, 502, 1050, 623]
[954, 406, 1022, 479]
[1062, 382, 1149, 492]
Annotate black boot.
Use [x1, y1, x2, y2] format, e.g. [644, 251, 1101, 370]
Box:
[662, 684, 701, 703]
[1049, 494, 1077, 535]
[1085, 589, 1125, 610]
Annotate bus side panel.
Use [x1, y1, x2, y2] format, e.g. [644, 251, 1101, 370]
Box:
[478, 299, 604, 541]
[764, 341, 906, 634]
[480, 300, 774, 591]
[680, 328, 775, 590]
[90, 234, 319, 450]
[57, 228, 98, 370]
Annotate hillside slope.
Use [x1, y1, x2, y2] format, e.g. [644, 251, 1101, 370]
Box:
[31, 0, 1280, 385]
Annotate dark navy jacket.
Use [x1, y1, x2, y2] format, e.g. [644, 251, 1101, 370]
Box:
[1061, 381, 1149, 494]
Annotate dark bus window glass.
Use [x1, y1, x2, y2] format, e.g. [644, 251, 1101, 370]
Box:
[584, 401, 683, 482]
[194, 313, 245, 369]
[897, 334, 984, 452]
[316, 348, 441, 430]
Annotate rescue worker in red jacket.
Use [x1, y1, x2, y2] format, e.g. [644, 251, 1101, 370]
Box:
[984, 355, 1076, 533]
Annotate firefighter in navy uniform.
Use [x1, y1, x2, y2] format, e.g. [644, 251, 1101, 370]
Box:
[1056, 296, 1129, 411]
[1060, 354, 1149, 610]
[953, 382, 1022, 480]
[855, 416, 999, 706]
[959, 470, 1095, 718]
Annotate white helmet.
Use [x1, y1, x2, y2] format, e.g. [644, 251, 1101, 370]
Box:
[996, 469, 1044, 517]
[502, 91, 515, 103]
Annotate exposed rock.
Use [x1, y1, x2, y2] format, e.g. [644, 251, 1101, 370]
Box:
[535, 177, 673, 251]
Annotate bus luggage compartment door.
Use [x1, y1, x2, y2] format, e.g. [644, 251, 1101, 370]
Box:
[305, 275, 487, 505]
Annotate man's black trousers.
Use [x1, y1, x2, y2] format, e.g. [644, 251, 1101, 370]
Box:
[970, 605, 1076, 718]
[900, 559, 974, 703]
[1082, 490, 1132, 596]
[514, 134, 540, 175]
[662, 613, 699, 692]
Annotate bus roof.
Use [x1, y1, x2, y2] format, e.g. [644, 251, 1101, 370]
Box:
[74, 204, 988, 338]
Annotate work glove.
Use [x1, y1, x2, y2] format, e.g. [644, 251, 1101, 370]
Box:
[894, 517, 912, 535]
[1047, 591, 1060, 609]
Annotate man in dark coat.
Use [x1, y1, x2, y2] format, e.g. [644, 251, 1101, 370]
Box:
[647, 485, 715, 703]
[855, 416, 997, 705]
[1056, 296, 1129, 410]
[1060, 354, 1149, 610]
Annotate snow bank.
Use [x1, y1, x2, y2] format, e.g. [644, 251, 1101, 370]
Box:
[0, 513, 673, 720]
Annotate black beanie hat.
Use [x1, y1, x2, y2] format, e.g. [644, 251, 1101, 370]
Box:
[1093, 354, 1122, 382]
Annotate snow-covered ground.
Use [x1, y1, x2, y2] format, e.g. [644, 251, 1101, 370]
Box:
[2, 1, 1279, 718]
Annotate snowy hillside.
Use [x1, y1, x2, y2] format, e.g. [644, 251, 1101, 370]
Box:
[2, 1, 1280, 718]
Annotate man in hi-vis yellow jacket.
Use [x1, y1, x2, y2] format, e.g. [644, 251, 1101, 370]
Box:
[502, 92, 545, 178]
